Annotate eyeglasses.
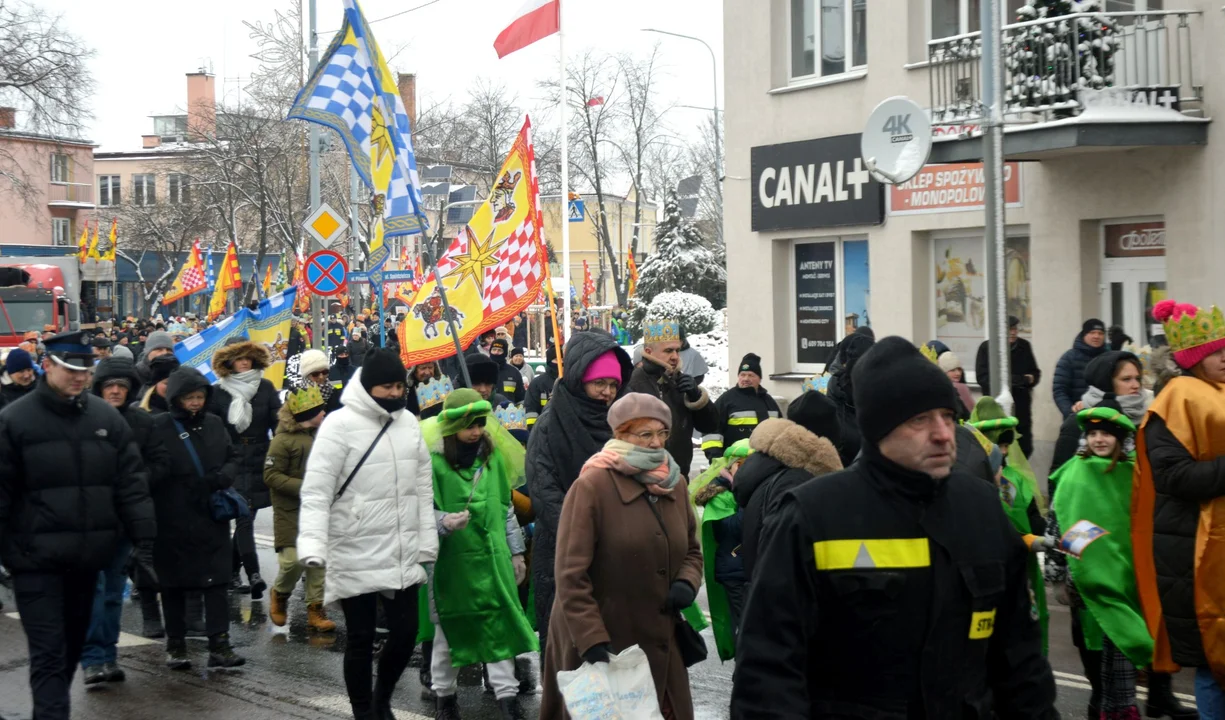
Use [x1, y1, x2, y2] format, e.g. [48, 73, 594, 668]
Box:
[631, 429, 671, 443]
[586, 379, 620, 393]
[308, 370, 329, 378]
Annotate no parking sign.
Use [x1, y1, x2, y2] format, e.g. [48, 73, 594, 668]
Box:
[304, 250, 349, 297]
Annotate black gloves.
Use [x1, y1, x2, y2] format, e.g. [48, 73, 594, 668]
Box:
[665, 580, 697, 611]
[582, 642, 613, 664]
[675, 373, 701, 402]
[133, 542, 159, 587]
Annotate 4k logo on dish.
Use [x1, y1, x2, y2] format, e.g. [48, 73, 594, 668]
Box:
[882, 114, 914, 144]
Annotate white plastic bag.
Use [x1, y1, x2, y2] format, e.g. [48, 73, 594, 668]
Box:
[557, 644, 665, 720]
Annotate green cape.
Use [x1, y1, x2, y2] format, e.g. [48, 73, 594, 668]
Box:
[699, 487, 739, 661]
[998, 464, 1049, 655]
[1051, 454, 1153, 668]
[421, 414, 526, 489]
[429, 449, 538, 665]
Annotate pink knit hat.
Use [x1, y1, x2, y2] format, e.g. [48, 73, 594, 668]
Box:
[582, 350, 623, 383]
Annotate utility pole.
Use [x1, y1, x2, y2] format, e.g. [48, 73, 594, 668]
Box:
[981, 0, 1012, 414]
[308, 0, 324, 351]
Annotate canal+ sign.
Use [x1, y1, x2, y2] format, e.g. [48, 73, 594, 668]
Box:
[751, 133, 885, 232]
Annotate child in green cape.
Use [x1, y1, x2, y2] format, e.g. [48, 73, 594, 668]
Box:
[1048, 396, 1154, 720]
[423, 389, 537, 720]
[692, 438, 752, 662]
[969, 397, 1050, 655]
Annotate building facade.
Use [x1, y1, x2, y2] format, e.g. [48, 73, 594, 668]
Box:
[540, 191, 658, 307]
[724, 0, 1218, 461]
[0, 107, 96, 249]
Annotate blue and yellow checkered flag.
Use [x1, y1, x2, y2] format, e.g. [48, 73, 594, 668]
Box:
[287, 0, 428, 275]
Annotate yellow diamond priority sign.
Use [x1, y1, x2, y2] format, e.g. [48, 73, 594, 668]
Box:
[303, 203, 348, 248]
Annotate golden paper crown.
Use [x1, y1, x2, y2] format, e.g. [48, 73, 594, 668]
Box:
[494, 403, 527, 431]
[288, 386, 325, 415]
[919, 344, 940, 365]
[643, 319, 681, 345]
[1154, 299, 1225, 354]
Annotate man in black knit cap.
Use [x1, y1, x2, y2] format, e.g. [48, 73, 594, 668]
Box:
[732, 336, 1057, 720]
[704, 352, 782, 461]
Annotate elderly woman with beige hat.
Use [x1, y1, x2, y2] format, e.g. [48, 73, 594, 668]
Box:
[539, 392, 704, 720]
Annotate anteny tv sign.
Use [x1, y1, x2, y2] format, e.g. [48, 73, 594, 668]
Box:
[751, 134, 885, 231]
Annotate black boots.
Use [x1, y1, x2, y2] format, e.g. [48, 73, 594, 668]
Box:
[230, 572, 249, 593]
[207, 633, 246, 669]
[435, 694, 461, 720]
[1146, 672, 1198, 719]
[372, 679, 395, 720]
[165, 638, 191, 670]
[248, 572, 267, 600]
[420, 640, 435, 701]
[140, 592, 164, 638]
[497, 697, 524, 720]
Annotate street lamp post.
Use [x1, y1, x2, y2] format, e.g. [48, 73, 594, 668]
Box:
[642, 28, 721, 204]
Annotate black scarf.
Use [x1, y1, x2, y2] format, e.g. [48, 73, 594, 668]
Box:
[546, 383, 614, 489]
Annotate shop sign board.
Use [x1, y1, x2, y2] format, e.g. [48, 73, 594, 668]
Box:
[1104, 221, 1165, 258]
[794, 242, 839, 366]
[752, 134, 885, 231]
[889, 162, 1023, 215]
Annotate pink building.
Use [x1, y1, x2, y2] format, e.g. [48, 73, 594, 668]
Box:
[0, 108, 96, 248]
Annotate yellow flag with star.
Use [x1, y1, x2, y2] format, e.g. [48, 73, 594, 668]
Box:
[397, 117, 546, 366]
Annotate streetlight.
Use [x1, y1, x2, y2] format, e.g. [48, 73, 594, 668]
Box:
[641, 28, 721, 202]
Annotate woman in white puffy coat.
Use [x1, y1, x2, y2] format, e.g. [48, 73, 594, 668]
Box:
[298, 348, 438, 720]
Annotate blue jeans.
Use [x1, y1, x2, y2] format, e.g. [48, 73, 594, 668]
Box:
[79, 540, 130, 669]
[1197, 666, 1225, 720]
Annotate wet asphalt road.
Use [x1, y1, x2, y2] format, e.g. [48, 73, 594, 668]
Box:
[0, 511, 1197, 720]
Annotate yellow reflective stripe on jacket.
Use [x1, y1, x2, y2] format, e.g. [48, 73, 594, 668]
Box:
[812, 538, 931, 571]
[727, 410, 760, 426]
[701, 434, 724, 450]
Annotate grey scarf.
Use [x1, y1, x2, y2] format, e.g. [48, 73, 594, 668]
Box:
[1080, 386, 1150, 423]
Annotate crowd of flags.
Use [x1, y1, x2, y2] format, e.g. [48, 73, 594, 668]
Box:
[76, 219, 119, 264]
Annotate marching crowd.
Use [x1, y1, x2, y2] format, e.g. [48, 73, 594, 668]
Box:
[3, 297, 1225, 720]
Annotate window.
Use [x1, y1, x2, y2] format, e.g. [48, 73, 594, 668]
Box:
[932, 232, 1030, 383]
[133, 174, 156, 206]
[52, 218, 71, 246]
[789, 236, 870, 371]
[50, 153, 69, 183]
[98, 175, 121, 206]
[930, 0, 1026, 40]
[153, 115, 188, 139]
[790, 0, 867, 80]
[169, 174, 189, 204]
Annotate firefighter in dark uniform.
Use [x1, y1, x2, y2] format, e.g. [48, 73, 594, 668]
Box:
[731, 336, 1058, 720]
[525, 344, 558, 430]
[703, 353, 780, 460]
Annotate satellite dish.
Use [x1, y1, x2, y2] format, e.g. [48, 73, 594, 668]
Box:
[860, 96, 932, 185]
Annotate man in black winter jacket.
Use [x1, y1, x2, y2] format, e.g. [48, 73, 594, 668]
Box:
[704, 352, 781, 461]
[732, 337, 1057, 720]
[0, 332, 157, 720]
[488, 338, 526, 403]
[1052, 318, 1108, 418]
[626, 320, 717, 476]
[525, 345, 558, 430]
[976, 316, 1043, 457]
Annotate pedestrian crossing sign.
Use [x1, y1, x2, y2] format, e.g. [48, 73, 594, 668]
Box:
[568, 199, 585, 223]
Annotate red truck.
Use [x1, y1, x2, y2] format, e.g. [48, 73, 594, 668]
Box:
[0, 264, 78, 348]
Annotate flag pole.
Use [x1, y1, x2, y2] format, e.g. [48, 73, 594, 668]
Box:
[559, 0, 571, 352]
[425, 204, 473, 388]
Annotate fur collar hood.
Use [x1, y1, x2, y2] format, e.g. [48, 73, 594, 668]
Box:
[748, 418, 843, 477]
[212, 341, 271, 378]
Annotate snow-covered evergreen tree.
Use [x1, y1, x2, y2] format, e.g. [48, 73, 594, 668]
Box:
[635, 190, 726, 310]
[1005, 0, 1118, 110]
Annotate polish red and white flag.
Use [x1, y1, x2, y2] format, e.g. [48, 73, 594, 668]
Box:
[493, 0, 560, 59]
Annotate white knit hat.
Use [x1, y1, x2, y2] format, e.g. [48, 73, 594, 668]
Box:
[299, 349, 329, 377]
[937, 351, 961, 373]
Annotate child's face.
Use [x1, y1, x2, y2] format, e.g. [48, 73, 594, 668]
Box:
[1086, 429, 1119, 457]
[727, 459, 745, 479]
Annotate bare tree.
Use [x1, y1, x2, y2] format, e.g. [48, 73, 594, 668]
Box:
[0, 0, 94, 206]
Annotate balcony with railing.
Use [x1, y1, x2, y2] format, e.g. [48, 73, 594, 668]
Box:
[47, 181, 95, 208]
[926, 10, 1208, 161]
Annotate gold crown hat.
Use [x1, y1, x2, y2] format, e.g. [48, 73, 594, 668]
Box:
[919, 343, 940, 365]
[642, 319, 681, 345]
[494, 403, 528, 431]
[287, 386, 326, 419]
[1153, 299, 1225, 369]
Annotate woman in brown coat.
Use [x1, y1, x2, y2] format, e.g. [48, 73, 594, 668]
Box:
[540, 392, 704, 720]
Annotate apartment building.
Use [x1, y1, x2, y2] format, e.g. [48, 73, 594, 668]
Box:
[724, 0, 1217, 456]
[0, 107, 96, 249]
